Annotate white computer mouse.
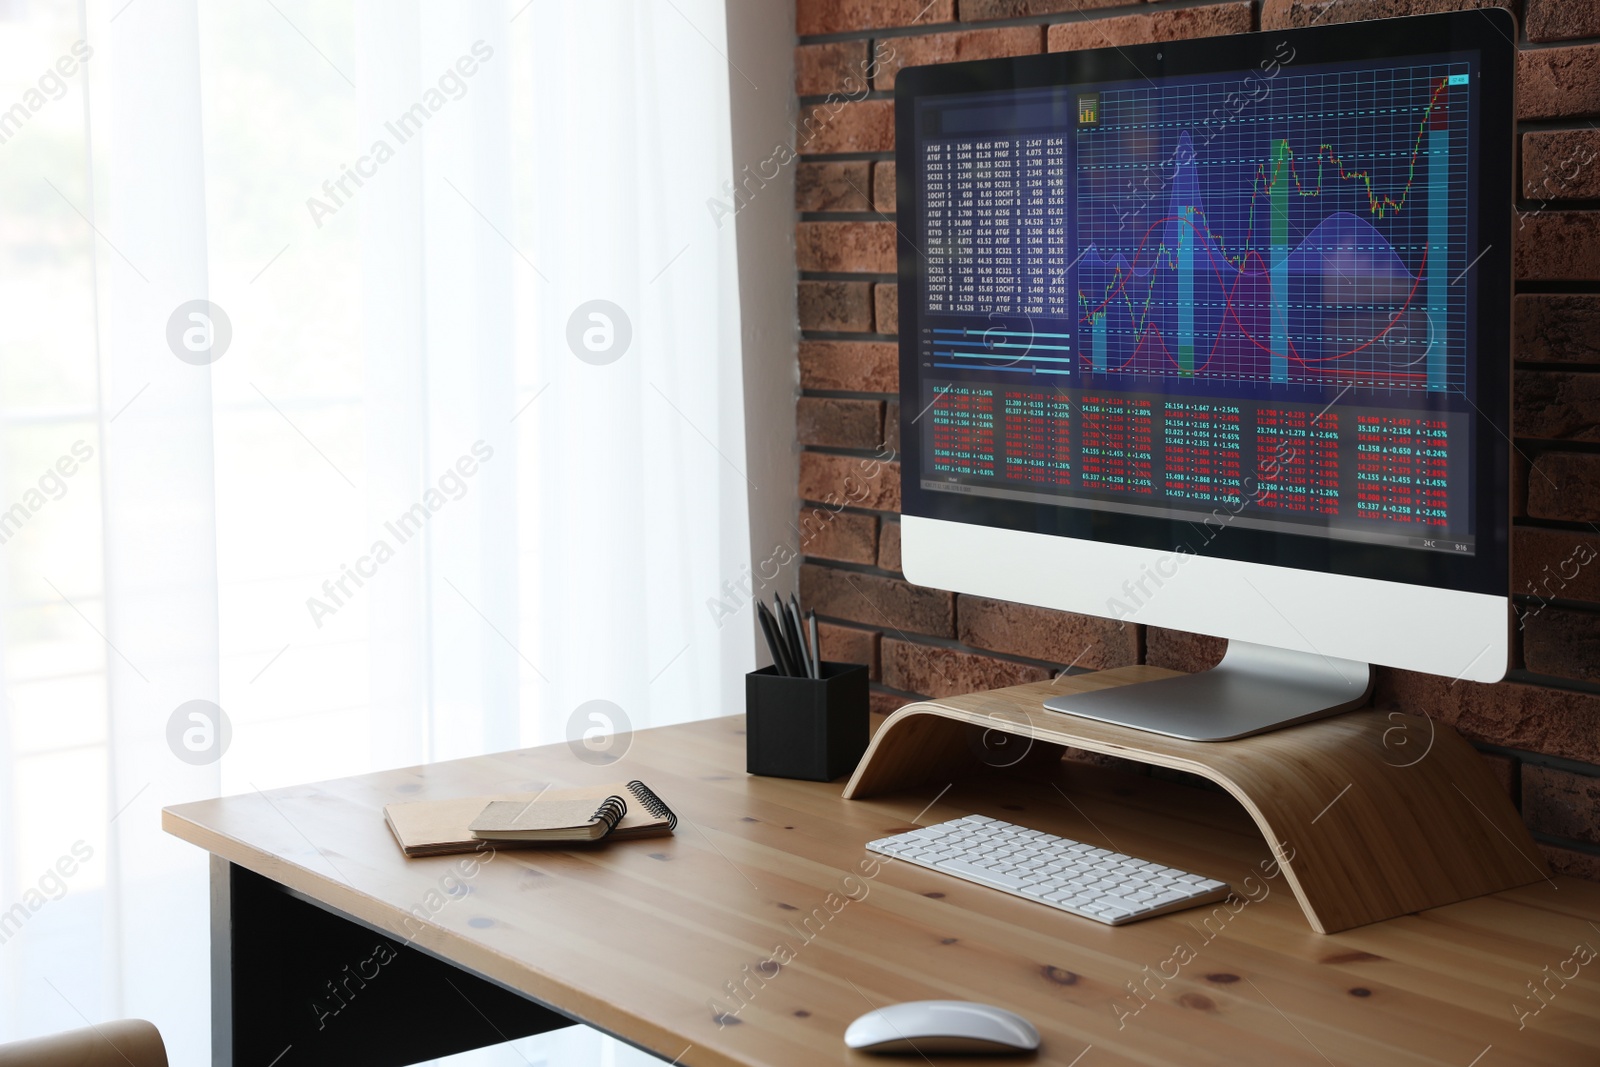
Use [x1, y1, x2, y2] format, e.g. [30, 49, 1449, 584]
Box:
[844, 999, 1040, 1055]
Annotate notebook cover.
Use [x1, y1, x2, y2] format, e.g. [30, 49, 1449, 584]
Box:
[469, 798, 620, 842]
[383, 792, 538, 857]
[383, 782, 674, 856]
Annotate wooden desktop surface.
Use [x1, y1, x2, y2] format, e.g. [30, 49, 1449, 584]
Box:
[164, 694, 1600, 1066]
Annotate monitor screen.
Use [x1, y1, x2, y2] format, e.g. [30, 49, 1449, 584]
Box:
[896, 15, 1512, 596]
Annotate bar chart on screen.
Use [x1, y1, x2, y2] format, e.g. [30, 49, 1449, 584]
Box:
[1074, 65, 1471, 396]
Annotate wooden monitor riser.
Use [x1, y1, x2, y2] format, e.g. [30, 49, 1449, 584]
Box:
[842, 666, 1548, 934]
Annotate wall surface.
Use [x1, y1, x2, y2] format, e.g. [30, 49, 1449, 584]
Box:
[791, 0, 1600, 881]
[727, 0, 801, 702]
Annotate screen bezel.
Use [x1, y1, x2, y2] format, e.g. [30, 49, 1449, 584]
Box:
[895, 9, 1514, 598]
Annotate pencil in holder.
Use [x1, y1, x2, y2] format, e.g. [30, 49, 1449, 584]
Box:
[745, 661, 870, 782]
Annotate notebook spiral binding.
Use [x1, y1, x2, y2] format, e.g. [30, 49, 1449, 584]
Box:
[627, 780, 677, 831]
[592, 795, 628, 833]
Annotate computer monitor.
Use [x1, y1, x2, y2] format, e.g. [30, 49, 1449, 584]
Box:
[894, 10, 1514, 740]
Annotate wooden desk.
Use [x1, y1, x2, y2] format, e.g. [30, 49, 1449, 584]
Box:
[166, 709, 1600, 1066]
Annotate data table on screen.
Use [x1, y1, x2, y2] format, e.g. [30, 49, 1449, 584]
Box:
[911, 55, 1480, 554]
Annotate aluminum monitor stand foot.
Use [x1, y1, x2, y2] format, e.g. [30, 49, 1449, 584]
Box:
[1041, 641, 1375, 741]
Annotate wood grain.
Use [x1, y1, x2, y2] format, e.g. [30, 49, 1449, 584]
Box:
[165, 694, 1600, 1066]
[845, 667, 1550, 934]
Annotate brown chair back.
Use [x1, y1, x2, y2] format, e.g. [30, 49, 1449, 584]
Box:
[0, 1019, 167, 1067]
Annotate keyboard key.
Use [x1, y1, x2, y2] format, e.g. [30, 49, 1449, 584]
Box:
[867, 815, 1231, 927]
[933, 857, 1033, 890]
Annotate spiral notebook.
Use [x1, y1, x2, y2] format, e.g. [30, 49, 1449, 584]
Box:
[384, 780, 677, 857]
[470, 795, 627, 842]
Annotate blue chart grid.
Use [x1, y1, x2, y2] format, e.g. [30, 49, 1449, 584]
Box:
[1075, 62, 1472, 396]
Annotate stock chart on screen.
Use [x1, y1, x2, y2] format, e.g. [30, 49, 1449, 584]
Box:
[911, 53, 1482, 554]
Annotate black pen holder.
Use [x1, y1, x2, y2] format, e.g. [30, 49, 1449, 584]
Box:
[746, 662, 870, 782]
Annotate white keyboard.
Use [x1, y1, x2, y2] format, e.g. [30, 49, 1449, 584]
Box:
[867, 814, 1231, 926]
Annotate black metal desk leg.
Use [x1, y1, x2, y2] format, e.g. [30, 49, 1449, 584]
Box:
[210, 856, 569, 1066]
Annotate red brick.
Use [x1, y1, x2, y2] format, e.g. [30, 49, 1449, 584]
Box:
[884, 399, 902, 452]
[799, 512, 879, 566]
[878, 520, 902, 573]
[796, 162, 872, 213]
[800, 507, 879, 565]
[797, 397, 884, 449]
[798, 452, 901, 511]
[1515, 213, 1600, 281]
[1374, 669, 1600, 766]
[1523, 764, 1600, 846]
[960, 0, 1126, 19]
[956, 595, 1140, 668]
[799, 281, 874, 332]
[797, 0, 953, 35]
[1528, 0, 1600, 43]
[1515, 371, 1600, 441]
[1060, 746, 1151, 774]
[882, 637, 1050, 698]
[796, 99, 894, 155]
[1048, 3, 1253, 52]
[796, 222, 897, 273]
[1522, 130, 1600, 201]
[1520, 46, 1600, 121]
[1481, 751, 1519, 802]
[1540, 842, 1600, 882]
[874, 284, 898, 336]
[801, 562, 956, 636]
[874, 27, 1043, 91]
[799, 341, 898, 392]
[1522, 609, 1600, 684]
[1145, 627, 1226, 673]
[1512, 448, 1528, 520]
[870, 687, 913, 718]
[1527, 453, 1600, 522]
[818, 621, 881, 677]
[872, 161, 896, 214]
[797, 41, 871, 97]
[1516, 295, 1600, 365]
[1515, 527, 1600, 604]
[1262, 0, 1514, 30]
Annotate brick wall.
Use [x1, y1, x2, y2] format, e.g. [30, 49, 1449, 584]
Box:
[792, 0, 1600, 882]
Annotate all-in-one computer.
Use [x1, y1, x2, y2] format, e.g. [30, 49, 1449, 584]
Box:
[895, 9, 1514, 740]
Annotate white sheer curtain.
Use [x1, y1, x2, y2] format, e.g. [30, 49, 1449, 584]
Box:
[528, 3, 755, 734]
[0, 1, 750, 1063]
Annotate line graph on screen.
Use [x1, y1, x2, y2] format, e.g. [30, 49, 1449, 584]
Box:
[1074, 65, 1470, 394]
